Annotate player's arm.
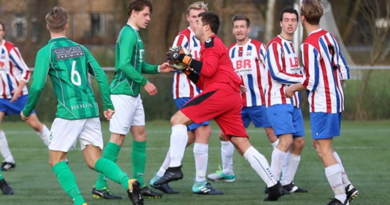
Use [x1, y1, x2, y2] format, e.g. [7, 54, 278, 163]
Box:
[85, 49, 114, 111]
[266, 42, 303, 84]
[9, 47, 30, 102]
[300, 43, 320, 92]
[336, 44, 350, 81]
[21, 49, 50, 118]
[117, 30, 148, 86]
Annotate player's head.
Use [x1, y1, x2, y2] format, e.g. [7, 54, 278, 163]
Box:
[186, 2, 208, 32]
[194, 11, 219, 41]
[45, 7, 68, 33]
[127, 0, 153, 29]
[0, 21, 5, 41]
[232, 15, 251, 43]
[300, 0, 323, 26]
[279, 6, 298, 38]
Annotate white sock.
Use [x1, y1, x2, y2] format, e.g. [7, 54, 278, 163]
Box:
[156, 149, 171, 177]
[221, 141, 234, 175]
[271, 148, 286, 181]
[281, 152, 301, 186]
[194, 143, 208, 182]
[0, 131, 15, 163]
[271, 139, 279, 149]
[325, 164, 346, 202]
[36, 125, 50, 146]
[243, 146, 277, 187]
[169, 125, 188, 167]
[333, 152, 351, 187]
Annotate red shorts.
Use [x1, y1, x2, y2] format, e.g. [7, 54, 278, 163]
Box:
[181, 86, 248, 139]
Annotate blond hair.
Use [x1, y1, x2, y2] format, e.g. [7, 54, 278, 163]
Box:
[187, 1, 208, 14]
[300, 0, 323, 25]
[45, 6, 68, 32]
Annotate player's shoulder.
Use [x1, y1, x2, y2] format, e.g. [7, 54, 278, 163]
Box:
[227, 42, 237, 52]
[3, 40, 17, 52]
[266, 36, 282, 49]
[205, 35, 221, 49]
[248, 39, 266, 49]
[178, 28, 191, 38]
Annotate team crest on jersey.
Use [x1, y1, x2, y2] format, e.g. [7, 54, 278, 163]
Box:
[0, 54, 5, 59]
[54, 45, 85, 60]
[246, 50, 252, 56]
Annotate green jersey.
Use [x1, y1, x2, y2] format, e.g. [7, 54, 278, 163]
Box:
[110, 24, 159, 96]
[22, 37, 113, 120]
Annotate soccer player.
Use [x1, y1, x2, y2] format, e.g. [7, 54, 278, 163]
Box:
[149, 1, 222, 195]
[92, 0, 172, 199]
[0, 169, 13, 195]
[207, 14, 278, 184]
[20, 6, 146, 205]
[286, 0, 359, 204]
[154, 11, 284, 201]
[265, 6, 307, 193]
[0, 21, 50, 171]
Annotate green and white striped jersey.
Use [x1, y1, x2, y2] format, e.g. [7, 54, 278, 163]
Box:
[110, 24, 159, 96]
[22, 37, 113, 120]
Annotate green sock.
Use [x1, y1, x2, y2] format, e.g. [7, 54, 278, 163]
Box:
[132, 140, 146, 187]
[0, 169, 3, 180]
[94, 142, 121, 189]
[52, 161, 85, 205]
[94, 158, 129, 190]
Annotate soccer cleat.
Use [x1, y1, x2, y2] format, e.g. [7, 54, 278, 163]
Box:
[264, 182, 284, 201]
[0, 179, 14, 195]
[207, 167, 235, 182]
[153, 166, 183, 186]
[1, 162, 16, 171]
[127, 179, 144, 205]
[282, 182, 308, 193]
[192, 182, 223, 195]
[264, 185, 290, 195]
[150, 176, 179, 194]
[345, 184, 359, 203]
[92, 187, 122, 199]
[141, 186, 162, 198]
[327, 198, 349, 205]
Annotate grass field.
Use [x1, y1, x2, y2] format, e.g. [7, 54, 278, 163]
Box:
[0, 120, 389, 205]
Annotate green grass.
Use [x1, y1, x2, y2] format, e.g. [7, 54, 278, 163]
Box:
[1, 120, 389, 205]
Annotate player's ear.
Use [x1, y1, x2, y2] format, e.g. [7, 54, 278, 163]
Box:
[65, 23, 69, 30]
[46, 24, 50, 31]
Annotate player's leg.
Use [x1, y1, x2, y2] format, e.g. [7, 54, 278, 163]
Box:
[0, 105, 16, 171]
[80, 117, 143, 205]
[24, 113, 49, 146]
[0, 168, 14, 195]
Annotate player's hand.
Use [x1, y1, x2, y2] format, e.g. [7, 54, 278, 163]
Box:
[240, 85, 247, 93]
[103, 109, 115, 121]
[166, 46, 192, 65]
[285, 86, 295, 98]
[144, 81, 158, 96]
[20, 111, 30, 121]
[10, 88, 22, 102]
[159, 62, 174, 73]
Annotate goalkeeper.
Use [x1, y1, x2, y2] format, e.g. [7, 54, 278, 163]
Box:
[154, 11, 285, 201]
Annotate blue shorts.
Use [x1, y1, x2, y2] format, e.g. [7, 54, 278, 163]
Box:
[267, 104, 304, 138]
[174, 97, 209, 131]
[241, 105, 272, 128]
[0, 95, 35, 116]
[310, 112, 341, 139]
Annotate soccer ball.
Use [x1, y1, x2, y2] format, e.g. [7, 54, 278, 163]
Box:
[171, 62, 187, 71]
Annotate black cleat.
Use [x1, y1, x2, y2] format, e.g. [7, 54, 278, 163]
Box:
[141, 186, 162, 198]
[127, 179, 144, 205]
[345, 184, 359, 203]
[1, 162, 16, 171]
[192, 182, 223, 195]
[327, 198, 348, 205]
[264, 182, 284, 201]
[264, 185, 290, 195]
[92, 187, 122, 199]
[0, 179, 14, 195]
[282, 182, 308, 193]
[153, 166, 183, 186]
[151, 183, 179, 194]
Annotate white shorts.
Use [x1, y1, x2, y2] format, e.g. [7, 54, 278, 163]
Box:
[109, 94, 145, 135]
[49, 117, 104, 152]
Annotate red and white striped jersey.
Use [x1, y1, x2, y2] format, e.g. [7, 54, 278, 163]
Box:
[265, 35, 303, 107]
[171, 27, 201, 99]
[0, 40, 30, 99]
[228, 39, 266, 107]
[301, 29, 349, 113]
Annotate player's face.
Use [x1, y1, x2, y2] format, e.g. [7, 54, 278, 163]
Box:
[0, 24, 4, 41]
[187, 9, 205, 32]
[233, 20, 250, 43]
[133, 6, 151, 29]
[280, 12, 298, 36]
[194, 17, 206, 41]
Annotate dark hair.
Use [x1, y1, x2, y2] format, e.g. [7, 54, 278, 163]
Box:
[0, 21, 5, 31]
[127, 0, 153, 16]
[198, 11, 220, 34]
[232, 15, 250, 27]
[279, 6, 298, 22]
[45, 6, 68, 32]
